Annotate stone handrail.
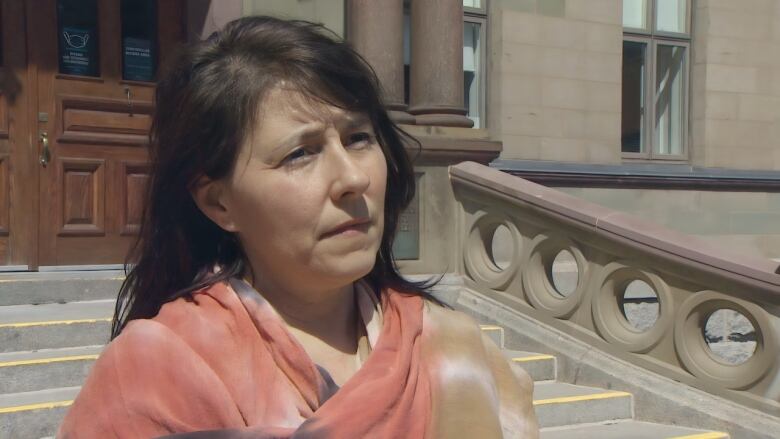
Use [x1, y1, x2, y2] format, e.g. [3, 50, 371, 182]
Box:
[449, 161, 780, 416]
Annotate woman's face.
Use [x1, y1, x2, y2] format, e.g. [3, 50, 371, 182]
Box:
[216, 87, 387, 295]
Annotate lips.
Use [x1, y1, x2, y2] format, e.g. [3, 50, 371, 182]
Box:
[322, 217, 371, 238]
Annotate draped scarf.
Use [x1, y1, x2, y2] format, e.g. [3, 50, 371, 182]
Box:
[58, 279, 536, 438]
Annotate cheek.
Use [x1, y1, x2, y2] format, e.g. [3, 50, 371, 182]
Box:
[361, 152, 388, 253]
[371, 152, 389, 208]
[230, 175, 323, 241]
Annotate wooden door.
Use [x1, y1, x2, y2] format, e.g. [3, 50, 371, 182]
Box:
[0, 1, 36, 268]
[29, 0, 184, 267]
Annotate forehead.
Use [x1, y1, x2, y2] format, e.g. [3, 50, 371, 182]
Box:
[256, 86, 367, 133]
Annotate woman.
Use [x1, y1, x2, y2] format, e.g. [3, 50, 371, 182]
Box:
[58, 16, 538, 438]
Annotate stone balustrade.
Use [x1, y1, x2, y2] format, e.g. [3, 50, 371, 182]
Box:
[449, 161, 780, 417]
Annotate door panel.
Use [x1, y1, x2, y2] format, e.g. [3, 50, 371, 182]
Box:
[0, 154, 9, 235]
[31, 0, 183, 266]
[1, 0, 36, 267]
[58, 157, 106, 236]
[0, 93, 9, 235]
[57, 95, 153, 146]
[118, 161, 149, 236]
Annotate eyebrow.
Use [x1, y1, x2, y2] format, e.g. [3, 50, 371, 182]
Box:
[269, 113, 373, 156]
[340, 113, 371, 130]
[267, 123, 324, 157]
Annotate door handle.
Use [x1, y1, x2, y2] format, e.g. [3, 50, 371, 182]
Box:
[39, 131, 50, 167]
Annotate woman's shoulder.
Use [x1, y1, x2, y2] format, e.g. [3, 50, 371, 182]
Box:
[423, 300, 487, 342]
[114, 280, 249, 360]
[58, 283, 248, 437]
[384, 287, 482, 335]
[153, 281, 239, 328]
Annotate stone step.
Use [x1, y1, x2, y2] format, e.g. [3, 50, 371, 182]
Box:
[540, 420, 729, 438]
[0, 299, 113, 352]
[479, 324, 504, 349]
[0, 271, 123, 306]
[504, 350, 556, 382]
[0, 346, 102, 394]
[0, 386, 79, 438]
[533, 382, 633, 429]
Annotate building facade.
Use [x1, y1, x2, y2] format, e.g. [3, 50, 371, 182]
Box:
[1, 0, 780, 270]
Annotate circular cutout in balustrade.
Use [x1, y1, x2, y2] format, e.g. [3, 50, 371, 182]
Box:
[674, 291, 776, 390]
[490, 224, 514, 271]
[464, 214, 521, 289]
[523, 234, 588, 318]
[703, 309, 757, 366]
[621, 279, 659, 332]
[592, 263, 672, 353]
[551, 249, 578, 298]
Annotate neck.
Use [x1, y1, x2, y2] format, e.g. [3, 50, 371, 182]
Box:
[248, 274, 358, 353]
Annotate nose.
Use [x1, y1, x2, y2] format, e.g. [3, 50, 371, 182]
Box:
[326, 136, 371, 202]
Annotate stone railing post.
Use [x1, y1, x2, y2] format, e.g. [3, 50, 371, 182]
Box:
[346, 0, 415, 124]
[408, 0, 473, 127]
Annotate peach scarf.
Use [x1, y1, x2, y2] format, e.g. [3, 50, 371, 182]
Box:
[58, 279, 536, 438]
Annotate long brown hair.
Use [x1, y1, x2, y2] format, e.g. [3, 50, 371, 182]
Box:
[112, 16, 439, 339]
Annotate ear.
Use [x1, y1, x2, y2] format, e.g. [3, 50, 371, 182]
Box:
[190, 176, 239, 232]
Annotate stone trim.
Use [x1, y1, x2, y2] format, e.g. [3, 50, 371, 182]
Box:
[453, 162, 780, 284]
[492, 159, 780, 192]
[402, 127, 501, 165]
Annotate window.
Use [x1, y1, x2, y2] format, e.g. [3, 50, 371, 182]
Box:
[121, 0, 158, 82]
[464, 1, 487, 128]
[402, 0, 488, 128]
[57, 0, 100, 77]
[622, 0, 690, 159]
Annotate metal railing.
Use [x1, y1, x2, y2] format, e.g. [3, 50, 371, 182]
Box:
[450, 162, 780, 416]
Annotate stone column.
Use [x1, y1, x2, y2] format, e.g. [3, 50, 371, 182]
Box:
[347, 0, 415, 124]
[408, 0, 473, 127]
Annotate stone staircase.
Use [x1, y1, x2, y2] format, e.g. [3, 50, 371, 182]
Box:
[0, 272, 119, 439]
[479, 324, 729, 438]
[0, 273, 729, 438]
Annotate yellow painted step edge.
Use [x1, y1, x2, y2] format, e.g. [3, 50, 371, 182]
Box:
[533, 390, 631, 406]
[0, 400, 73, 414]
[667, 432, 729, 439]
[0, 318, 112, 329]
[0, 354, 100, 368]
[511, 354, 555, 363]
[479, 325, 502, 330]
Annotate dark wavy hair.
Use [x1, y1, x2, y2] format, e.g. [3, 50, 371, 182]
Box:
[111, 16, 439, 338]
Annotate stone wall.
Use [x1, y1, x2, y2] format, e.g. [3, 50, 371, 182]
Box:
[488, 0, 623, 164]
[691, 0, 780, 170]
[242, 0, 345, 36]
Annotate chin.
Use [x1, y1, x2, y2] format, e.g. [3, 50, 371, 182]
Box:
[325, 248, 378, 285]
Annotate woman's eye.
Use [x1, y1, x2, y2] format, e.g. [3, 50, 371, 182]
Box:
[347, 132, 373, 148]
[282, 147, 313, 165]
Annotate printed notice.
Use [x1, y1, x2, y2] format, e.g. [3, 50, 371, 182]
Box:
[123, 37, 155, 81]
[60, 26, 98, 76]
